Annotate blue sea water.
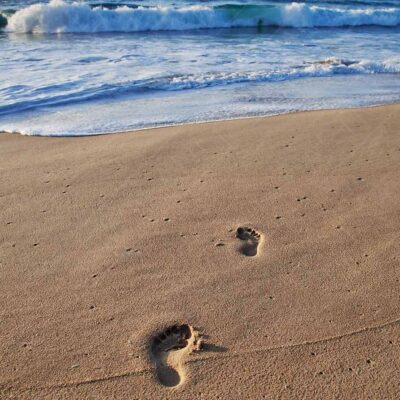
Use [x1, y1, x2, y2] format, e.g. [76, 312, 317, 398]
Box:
[0, 0, 399, 136]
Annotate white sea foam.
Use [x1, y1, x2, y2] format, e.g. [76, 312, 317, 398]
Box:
[1, 0, 400, 136]
[6, 0, 400, 33]
[3, 74, 400, 137]
[0, 57, 398, 117]
[150, 58, 400, 91]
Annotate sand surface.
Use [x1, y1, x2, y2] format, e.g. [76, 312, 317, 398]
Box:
[1, 105, 399, 399]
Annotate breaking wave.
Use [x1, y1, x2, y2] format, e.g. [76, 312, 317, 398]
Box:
[3, 0, 400, 33]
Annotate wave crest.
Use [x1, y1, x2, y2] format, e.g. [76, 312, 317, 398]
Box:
[5, 0, 400, 34]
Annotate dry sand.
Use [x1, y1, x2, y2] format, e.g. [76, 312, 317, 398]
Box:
[1, 105, 399, 399]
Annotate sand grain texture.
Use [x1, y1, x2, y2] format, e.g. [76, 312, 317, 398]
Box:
[1, 105, 400, 399]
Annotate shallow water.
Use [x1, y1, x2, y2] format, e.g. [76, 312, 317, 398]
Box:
[1, 0, 400, 136]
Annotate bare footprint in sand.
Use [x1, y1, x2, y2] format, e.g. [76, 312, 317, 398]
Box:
[236, 226, 263, 257]
[151, 324, 201, 387]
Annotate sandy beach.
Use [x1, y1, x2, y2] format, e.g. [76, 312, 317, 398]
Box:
[1, 105, 399, 399]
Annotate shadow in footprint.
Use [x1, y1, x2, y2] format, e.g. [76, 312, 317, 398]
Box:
[151, 324, 201, 387]
[236, 226, 263, 257]
[156, 364, 181, 388]
[201, 342, 228, 353]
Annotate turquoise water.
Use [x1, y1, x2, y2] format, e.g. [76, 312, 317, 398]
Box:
[1, 0, 400, 135]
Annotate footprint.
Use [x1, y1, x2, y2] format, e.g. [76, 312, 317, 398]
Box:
[151, 324, 201, 387]
[236, 226, 263, 257]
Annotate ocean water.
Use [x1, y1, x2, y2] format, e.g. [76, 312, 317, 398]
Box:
[0, 0, 399, 136]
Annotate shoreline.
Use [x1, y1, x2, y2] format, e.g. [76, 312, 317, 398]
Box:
[1, 104, 400, 399]
[1, 101, 400, 138]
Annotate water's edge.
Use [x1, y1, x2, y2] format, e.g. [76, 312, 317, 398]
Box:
[2, 101, 398, 138]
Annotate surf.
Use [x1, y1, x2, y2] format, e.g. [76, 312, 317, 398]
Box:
[3, 0, 400, 34]
[1, 57, 399, 118]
